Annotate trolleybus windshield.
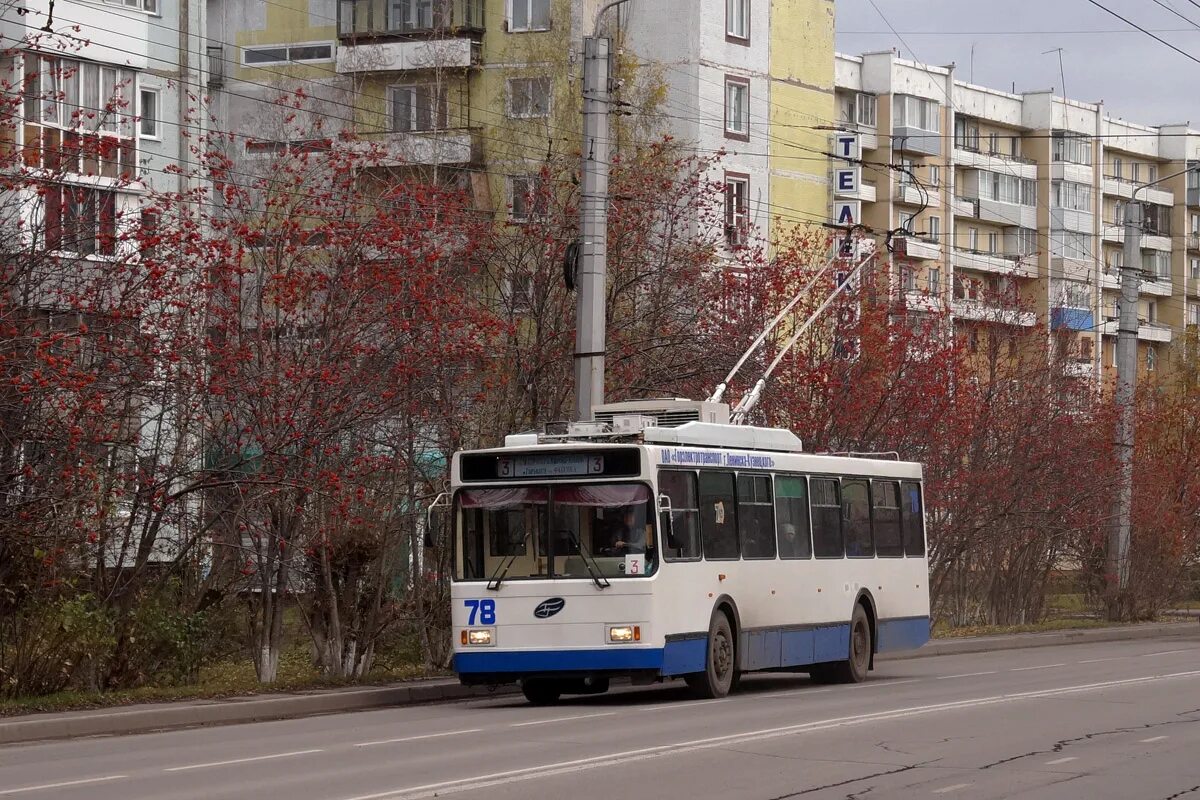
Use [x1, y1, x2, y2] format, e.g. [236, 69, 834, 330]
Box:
[454, 483, 658, 581]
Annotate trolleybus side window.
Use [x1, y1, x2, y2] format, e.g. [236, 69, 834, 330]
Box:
[699, 470, 739, 560]
[901, 480, 926, 556]
[811, 478, 843, 558]
[842, 479, 873, 557]
[737, 474, 776, 560]
[774, 475, 812, 559]
[872, 480, 904, 557]
[658, 469, 702, 561]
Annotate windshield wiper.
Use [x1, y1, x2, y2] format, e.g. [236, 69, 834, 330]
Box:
[487, 532, 531, 591]
[566, 529, 610, 590]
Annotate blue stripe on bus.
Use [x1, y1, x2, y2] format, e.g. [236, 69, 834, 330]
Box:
[875, 616, 931, 652]
[453, 616, 930, 677]
[454, 648, 665, 674]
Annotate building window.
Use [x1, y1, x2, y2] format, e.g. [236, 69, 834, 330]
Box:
[242, 42, 333, 65]
[988, 132, 1000, 155]
[388, 0, 451, 31]
[1147, 300, 1158, 324]
[1188, 303, 1200, 325]
[43, 186, 120, 257]
[1015, 227, 1037, 256]
[1131, 162, 1141, 183]
[389, 85, 448, 132]
[1051, 230, 1090, 261]
[724, 78, 749, 139]
[508, 0, 550, 32]
[138, 87, 158, 138]
[928, 164, 940, 186]
[726, 0, 749, 41]
[1147, 345, 1157, 372]
[1052, 181, 1093, 211]
[988, 232, 998, 254]
[1111, 157, 1122, 180]
[892, 95, 940, 132]
[902, 266, 915, 292]
[1148, 164, 1158, 184]
[104, 0, 158, 13]
[927, 215, 940, 241]
[928, 268, 941, 295]
[509, 175, 546, 222]
[981, 171, 1036, 206]
[1052, 132, 1092, 165]
[856, 93, 877, 127]
[1143, 250, 1171, 280]
[1191, 257, 1200, 280]
[507, 77, 551, 118]
[967, 227, 978, 250]
[724, 174, 749, 247]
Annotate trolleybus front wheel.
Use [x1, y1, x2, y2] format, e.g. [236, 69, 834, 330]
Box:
[685, 612, 736, 699]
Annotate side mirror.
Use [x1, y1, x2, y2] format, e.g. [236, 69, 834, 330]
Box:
[658, 494, 678, 550]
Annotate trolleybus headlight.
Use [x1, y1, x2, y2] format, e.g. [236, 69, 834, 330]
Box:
[466, 629, 492, 646]
[608, 625, 640, 643]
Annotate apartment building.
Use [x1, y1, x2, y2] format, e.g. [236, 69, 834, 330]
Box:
[205, 0, 834, 251]
[834, 50, 1200, 383]
[4, 0, 206, 245]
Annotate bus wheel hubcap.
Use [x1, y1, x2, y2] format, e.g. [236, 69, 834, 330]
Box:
[714, 632, 732, 677]
[853, 623, 867, 667]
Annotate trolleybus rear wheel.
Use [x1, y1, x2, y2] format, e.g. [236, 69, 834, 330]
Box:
[521, 679, 562, 706]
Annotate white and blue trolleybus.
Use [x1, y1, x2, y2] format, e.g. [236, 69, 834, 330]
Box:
[445, 399, 930, 704]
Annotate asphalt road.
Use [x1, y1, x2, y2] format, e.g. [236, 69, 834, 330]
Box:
[3, 633, 1200, 800]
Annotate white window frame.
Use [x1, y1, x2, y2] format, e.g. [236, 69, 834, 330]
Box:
[855, 93, 877, 127]
[726, 0, 749, 40]
[509, 175, 546, 223]
[241, 41, 334, 67]
[138, 86, 160, 139]
[724, 78, 749, 137]
[928, 164, 940, 187]
[967, 227, 978, 251]
[926, 215, 940, 242]
[104, 0, 159, 15]
[1147, 345, 1157, 372]
[389, 84, 448, 133]
[507, 0, 551, 32]
[506, 76, 551, 119]
[724, 175, 750, 247]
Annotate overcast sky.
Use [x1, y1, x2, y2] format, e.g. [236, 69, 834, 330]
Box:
[835, 0, 1200, 126]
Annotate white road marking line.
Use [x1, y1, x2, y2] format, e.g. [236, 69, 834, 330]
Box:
[511, 712, 617, 728]
[163, 749, 323, 772]
[932, 784, 973, 794]
[938, 671, 999, 680]
[640, 698, 730, 711]
[1079, 657, 1127, 664]
[356, 729, 483, 747]
[1011, 663, 1066, 672]
[1142, 649, 1194, 657]
[752, 687, 837, 698]
[1141, 735, 1169, 743]
[337, 670, 1200, 800]
[0, 776, 128, 796]
[1045, 756, 1078, 765]
[848, 678, 921, 689]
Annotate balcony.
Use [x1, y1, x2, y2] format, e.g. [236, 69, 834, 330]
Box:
[337, 0, 484, 73]
[953, 147, 1038, 179]
[953, 248, 1037, 279]
[1051, 306, 1095, 332]
[1189, 278, 1200, 297]
[903, 290, 945, 312]
[1051, 162, 1094, 186]
[1064, 360, 1096, 379]
[835, 180, 877, 203]
[896, 236, 942, 260]
[952, 195, 977, 218]
[978, 198, 1036, 228]
[1101, 175, 1174, 206]
[1102, 221, 1124, 244]
[1100, 320, 1174, 343]
[952, 298, 1037, 327]
[1143, 233, 1173, 252]
[341, 127, 481, 166]
[1139, 276, 1173, 297]
[895, 181, 941, 207]
[1189, 233, 1200, 251]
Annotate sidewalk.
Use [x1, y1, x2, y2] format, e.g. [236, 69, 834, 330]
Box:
[2, 619, 1197, 745]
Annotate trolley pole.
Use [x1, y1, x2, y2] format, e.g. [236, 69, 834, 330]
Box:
[1108, 199, 1141, 619]
[574, 4, 625, 421]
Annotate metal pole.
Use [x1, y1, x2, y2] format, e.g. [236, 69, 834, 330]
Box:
[574, 32, 613, 421]
[1109, 199, 1141, 617]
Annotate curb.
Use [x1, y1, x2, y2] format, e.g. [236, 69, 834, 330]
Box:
[2, 621, 1197, 745]
[880, 620, 1200, 661]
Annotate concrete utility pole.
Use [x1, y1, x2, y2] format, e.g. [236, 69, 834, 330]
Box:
[574, 1, 628, 421]
[1109, 198, 1141, 618]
